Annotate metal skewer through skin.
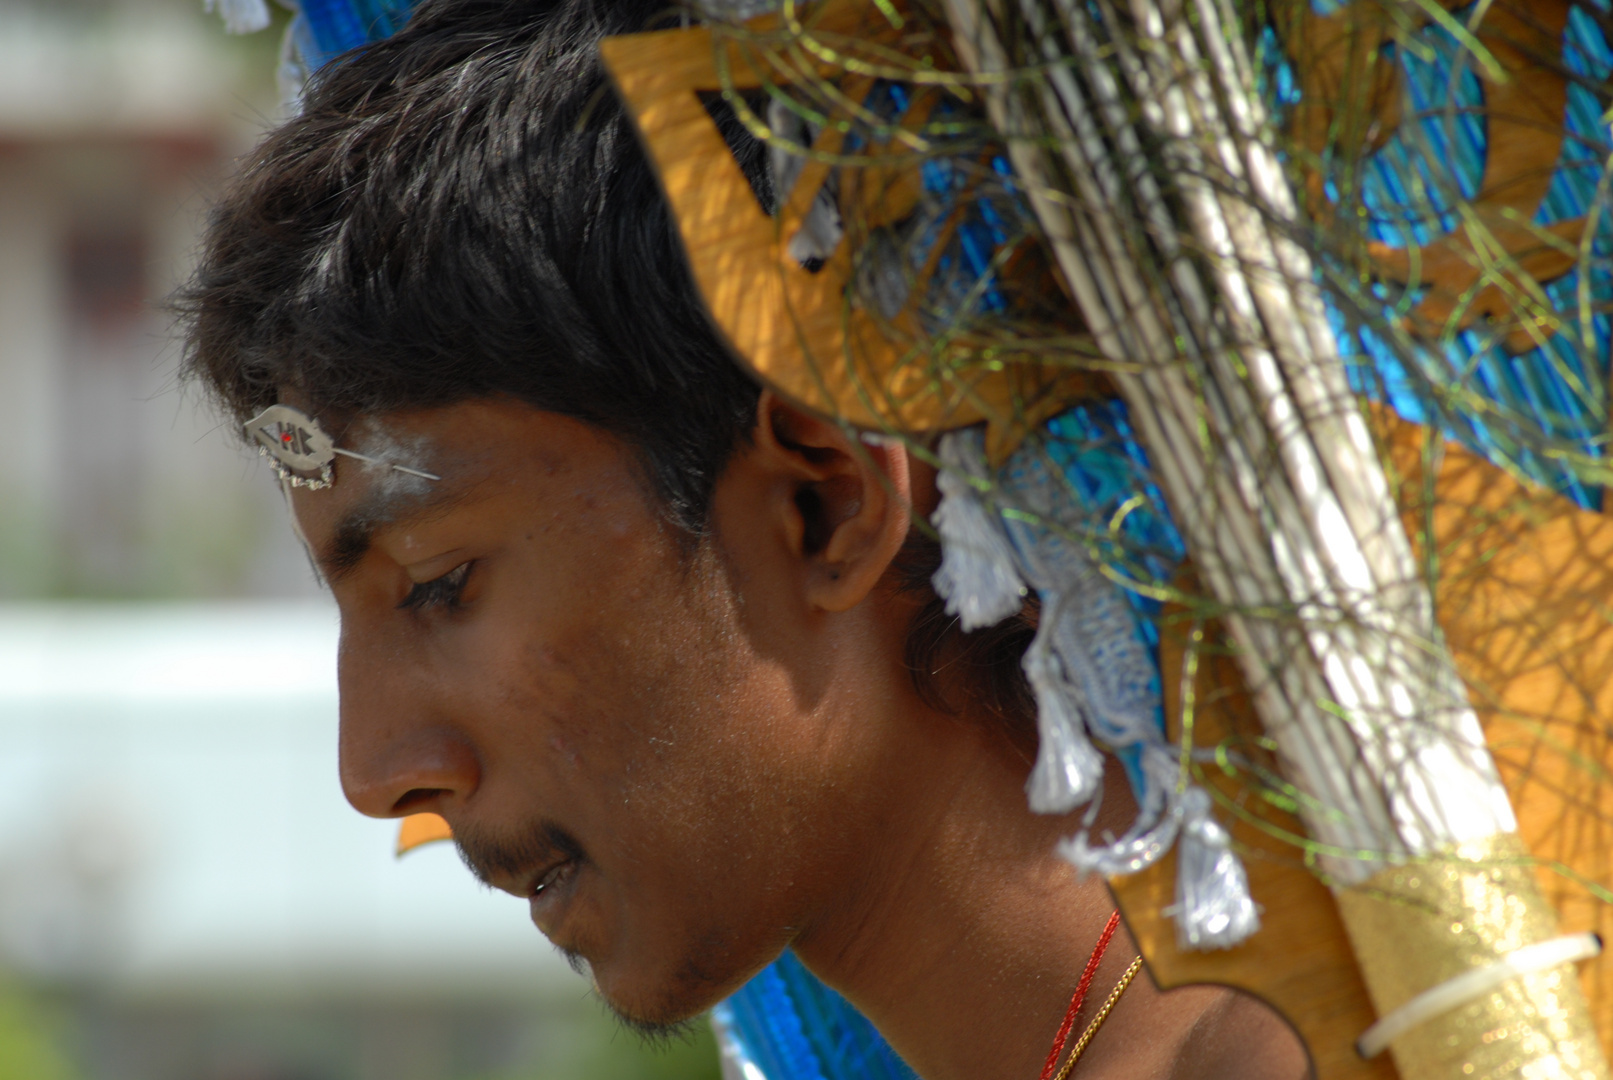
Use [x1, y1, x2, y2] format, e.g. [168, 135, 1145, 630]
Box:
[331, 447, 441, 482]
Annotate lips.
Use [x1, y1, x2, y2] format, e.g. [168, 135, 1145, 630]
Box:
[532, 857, 575, 898]
[529, 857, 582, 935]
[449, 819, 588, 939]
[455, 819, 586, 897]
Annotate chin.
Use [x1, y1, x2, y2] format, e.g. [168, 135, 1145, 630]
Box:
[600, 1002, 704, 1043]
[586, 937, 766, 1032]
[589, 960, 724, 1030]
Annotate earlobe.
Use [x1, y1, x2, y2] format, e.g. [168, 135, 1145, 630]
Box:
[753, 392, 914, 613]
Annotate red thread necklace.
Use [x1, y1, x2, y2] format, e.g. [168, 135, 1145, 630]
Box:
[1038, 910, 1123, 1080]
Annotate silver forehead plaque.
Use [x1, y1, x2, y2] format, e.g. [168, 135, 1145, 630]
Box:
[244, 405, 441, 490]
[246, 405, 337, 489]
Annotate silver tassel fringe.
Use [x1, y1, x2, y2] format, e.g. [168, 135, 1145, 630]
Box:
[932, 427, 1261, 948]
[205, 0, 272, 35]
[932, 431, 1028, 631]
[1168, 787, 1262, 949]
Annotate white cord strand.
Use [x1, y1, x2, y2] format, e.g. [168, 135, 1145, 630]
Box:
[1356, 932, 1604, 1059]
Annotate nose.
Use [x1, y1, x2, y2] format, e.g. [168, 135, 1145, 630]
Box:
[336, 625, 481, 819]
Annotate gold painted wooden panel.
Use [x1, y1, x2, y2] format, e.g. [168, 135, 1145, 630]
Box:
[601, 1, 1099, 457]
[1119, 418, 1612, 1078]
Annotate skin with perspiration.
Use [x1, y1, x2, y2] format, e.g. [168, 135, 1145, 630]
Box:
[286, 392, 1310, 1080]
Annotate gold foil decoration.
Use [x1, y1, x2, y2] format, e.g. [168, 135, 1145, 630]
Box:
[601, 0, 1102, 462]
[1282, 0, 1588, 354]
[1336, 834, 1607, 1080]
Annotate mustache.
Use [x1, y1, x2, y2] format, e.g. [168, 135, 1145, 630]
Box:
[453, 818, 587, 888]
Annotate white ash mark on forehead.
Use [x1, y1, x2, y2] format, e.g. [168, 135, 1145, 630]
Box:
[351, 419, 439, 505]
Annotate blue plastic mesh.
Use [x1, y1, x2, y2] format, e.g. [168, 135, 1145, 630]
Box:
[714, 951, 918, 1080]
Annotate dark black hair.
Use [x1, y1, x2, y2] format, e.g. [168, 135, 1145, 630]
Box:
[178, 0, 1036, 744]
[179, 0, 765, 533]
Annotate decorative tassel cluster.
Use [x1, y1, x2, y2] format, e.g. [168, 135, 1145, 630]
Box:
[1019, 607, 1107, 813]
[933, 428, 1260, 950]
[932, 433, 1028, 631]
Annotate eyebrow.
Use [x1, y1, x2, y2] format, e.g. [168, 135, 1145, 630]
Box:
[325, 517, 381, 581]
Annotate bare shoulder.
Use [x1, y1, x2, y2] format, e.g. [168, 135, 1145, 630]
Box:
[1167, 989, 1313, 1080]
[1069, 974, 1308, 1080]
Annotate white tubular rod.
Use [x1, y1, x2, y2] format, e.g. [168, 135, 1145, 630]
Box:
[944, 0, 1519, 885]
[1009, 0, 1393, 867]
[1063, 0, 1402, 869]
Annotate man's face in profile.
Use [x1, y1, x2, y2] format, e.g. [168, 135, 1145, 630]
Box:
[288, 397, 915, 1030]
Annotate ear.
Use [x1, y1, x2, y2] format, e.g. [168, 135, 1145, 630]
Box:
[744, 390, 913, 613]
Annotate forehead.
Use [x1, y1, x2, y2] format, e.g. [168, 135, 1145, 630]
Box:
[283, 399, 642, 567]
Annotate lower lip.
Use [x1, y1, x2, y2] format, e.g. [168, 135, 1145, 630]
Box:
[529, 859, 582, 936]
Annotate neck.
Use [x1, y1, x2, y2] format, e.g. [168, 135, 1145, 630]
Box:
[779, 574, 1308, 1080]
[790, 706, 1221, 1080]
[788, 708, 1103, 1079]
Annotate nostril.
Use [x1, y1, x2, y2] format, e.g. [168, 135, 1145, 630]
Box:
[338, 721, 481, 819]
[392, 788, 446, 815]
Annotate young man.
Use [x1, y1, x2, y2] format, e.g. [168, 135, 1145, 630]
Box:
[180, 1, 1308, 1076]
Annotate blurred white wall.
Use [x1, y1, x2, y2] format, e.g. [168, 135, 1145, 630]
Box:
[0, 602, 574, 999]
[0, 0, 318, 600]
[0, 8, 724, 1078]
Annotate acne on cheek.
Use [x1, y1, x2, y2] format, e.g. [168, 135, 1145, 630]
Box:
[549, 734, 582, 770]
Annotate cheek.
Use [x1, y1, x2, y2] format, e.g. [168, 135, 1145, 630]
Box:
[556, 567, 801, 860]
[433, 531, 759, 802]
[436, 509, 663, 766]
[453, 525, 850, 907]
[600, 632, 856, 935]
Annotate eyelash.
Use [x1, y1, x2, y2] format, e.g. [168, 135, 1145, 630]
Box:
[398, 561, 473, 613]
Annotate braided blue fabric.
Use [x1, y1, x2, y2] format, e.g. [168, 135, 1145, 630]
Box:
[714, 952, 918, 1080]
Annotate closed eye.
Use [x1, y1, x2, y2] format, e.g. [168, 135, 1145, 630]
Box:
[398, 561, 473, 613]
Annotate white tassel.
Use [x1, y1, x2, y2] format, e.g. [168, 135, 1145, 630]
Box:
[1022, 592, 1106, 813]
[767, 99, 844, 268]
[998, 448, 1153, 816]
[932, 429, 1102, 812]
[205, 0, 272, 35]
[1167, 786, 1261, 949]
[931, 430, 1026, 631]
[1058, 744, 1179, 876]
